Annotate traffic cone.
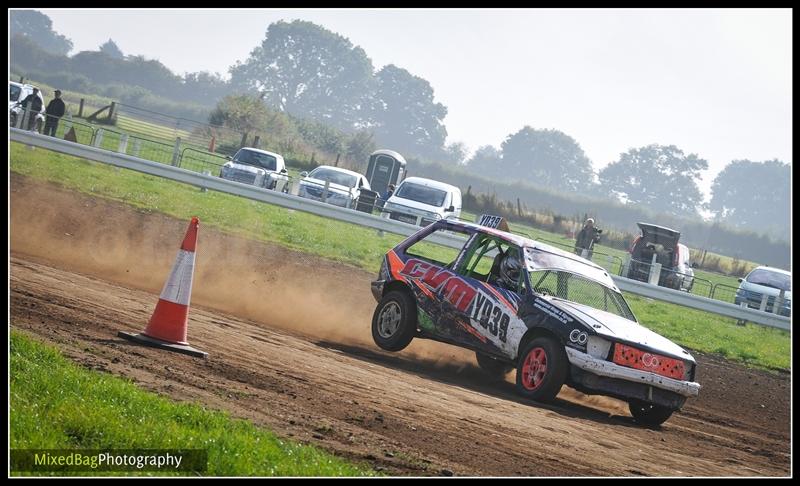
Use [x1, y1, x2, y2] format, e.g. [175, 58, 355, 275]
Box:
[118, 217, 208, 358]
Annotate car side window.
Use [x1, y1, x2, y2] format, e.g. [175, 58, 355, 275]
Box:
[457, 235, 524, 293]
[404, 227, 468, 269]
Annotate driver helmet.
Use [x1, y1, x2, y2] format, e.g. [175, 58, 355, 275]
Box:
[499, 250, 522, 288]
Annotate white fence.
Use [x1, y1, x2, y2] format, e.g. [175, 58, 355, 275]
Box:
[10, 128, 791, 331]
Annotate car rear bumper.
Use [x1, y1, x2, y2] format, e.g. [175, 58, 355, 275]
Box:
[565, 347, 700, 398]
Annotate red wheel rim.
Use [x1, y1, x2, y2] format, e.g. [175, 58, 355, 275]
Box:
[521, 347, 548, 390]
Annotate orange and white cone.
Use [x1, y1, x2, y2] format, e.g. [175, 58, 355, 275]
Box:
[118, 217, 208, 358]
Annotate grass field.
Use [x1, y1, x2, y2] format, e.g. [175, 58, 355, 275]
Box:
[10, 331, 375, 477]
[10, 142, 790, 371]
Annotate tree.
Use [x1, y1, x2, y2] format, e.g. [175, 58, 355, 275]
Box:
[209, 94, 269, 133]
[443, 142, 468, 165]
[465, 145, 503, 175]
[709, 159, 790, 239]
[346, 130, 377, 167]
[500, 127, 595, 192]
[229, 20, 375, 131]
[371, 64, 448, 161]
[99, 39, 124, 59]
[10, 10, 73, 56]
[598, 144, 708, 218]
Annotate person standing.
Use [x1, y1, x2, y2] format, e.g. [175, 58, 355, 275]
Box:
[574, 218, 601, 259]
[20, 87, 44, 131]
[44, 89, 66, 137]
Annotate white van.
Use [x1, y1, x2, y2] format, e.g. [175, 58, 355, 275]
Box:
[383, 176, 462, 226]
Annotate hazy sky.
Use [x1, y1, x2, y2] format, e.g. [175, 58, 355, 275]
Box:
[39, 8, 792, 200]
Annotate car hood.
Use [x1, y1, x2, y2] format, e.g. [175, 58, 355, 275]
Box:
[549, 298, 695, 363]
[385, 196, 444, 216]
[299, 177, 355, 196]
[225, 162, 268, 174]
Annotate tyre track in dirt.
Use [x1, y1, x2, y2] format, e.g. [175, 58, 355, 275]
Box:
[9, 176, 790, 476]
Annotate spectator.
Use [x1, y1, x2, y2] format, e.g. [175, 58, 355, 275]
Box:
[574, 218, 601, 259]
[380, 183, 395, 208]
[20, 87, 43, 131]
[44, 89, 66, 137]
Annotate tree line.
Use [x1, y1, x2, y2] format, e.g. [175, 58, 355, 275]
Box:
[10, 10, 791, 253]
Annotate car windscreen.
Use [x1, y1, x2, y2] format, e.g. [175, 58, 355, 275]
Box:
[394, 182, 447, 207]
[747, 269, 791, 291]
[529, 270, 636, 321]
[309, 167, 358, 188]
[233, 150, 277, 171]
[10, 84, 21, 102]
[524, 246, 617, 289]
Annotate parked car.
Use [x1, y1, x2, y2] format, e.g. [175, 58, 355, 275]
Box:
[9, 81, 45, 131]
[297, 165, 371, 209]
[370, 216, 700, 426]
[382, 176, 462, 226]
[734, 266, 791, 317]
[219, 147, 289, 192]
[626, 223, 695, 291]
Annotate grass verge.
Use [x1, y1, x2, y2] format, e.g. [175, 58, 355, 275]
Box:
[10, 331, 376, 477]
[10, 142, 790, 371]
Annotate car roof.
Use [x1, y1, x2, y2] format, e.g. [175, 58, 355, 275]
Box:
[238, 147, 284, 159]
[439, 219, 618, 290]
[311, 165, 365, 178]
[399, 176, 460, 193]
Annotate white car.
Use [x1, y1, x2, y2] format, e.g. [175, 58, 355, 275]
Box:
[9, 81, 45, 131]
[383, 177, 462, 226]
[734, 266, 791, 317]
[219, 147, 289, 192]
[297, 165, 370, 209]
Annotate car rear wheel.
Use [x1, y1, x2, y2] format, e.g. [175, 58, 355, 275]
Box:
[515, 337, 568, 403]
[628, 399, 674, 426]
[475, 352, 514, 378]
[371, 290, 417, 352]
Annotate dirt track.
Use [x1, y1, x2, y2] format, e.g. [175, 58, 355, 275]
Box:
[9, 176, 791, 476]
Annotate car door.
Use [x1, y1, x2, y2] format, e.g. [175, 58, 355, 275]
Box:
[440, 233, 524, 355]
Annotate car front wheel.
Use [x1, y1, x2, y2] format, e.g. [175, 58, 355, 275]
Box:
[371, 290, 417, 352]
[515, 337, 568, 403]
[628, 399, 675, 426]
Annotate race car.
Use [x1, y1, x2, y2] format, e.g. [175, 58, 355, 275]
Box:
[370, 216, 700, 426]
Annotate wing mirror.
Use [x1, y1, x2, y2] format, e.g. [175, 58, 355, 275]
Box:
[737, 278, 743, 283]
[225, 155, 233, 161]
[446, 205, 455, 212]
[299, 171, 309, 178]
[280, 168, 288, 174]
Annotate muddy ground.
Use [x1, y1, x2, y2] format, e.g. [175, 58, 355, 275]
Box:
[9, 176, 791, 476]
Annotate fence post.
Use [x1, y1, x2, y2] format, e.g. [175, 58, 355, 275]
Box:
[759, 293, 769, 312]
[118, 134, 129, 154]
[131, 138, 141, 157]
[200, 170, 211, 192]
[16, 107, 25, 129]
[240, 132, 248, 149]
[108, 101, 116, 120]
[93, 128, 104, 148]
[171, 137, 182, 166]
[322, 180, 330, 203]
[774, 290, 785, 315]
[253, 135, 260, 149]
[78, 98, 85, 118]
[335, 153, 340, 167]
[517, 198, 522, 217]
[647, 253, 660, 285]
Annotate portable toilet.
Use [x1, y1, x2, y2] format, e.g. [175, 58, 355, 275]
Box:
[365, 149, 407, 199]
